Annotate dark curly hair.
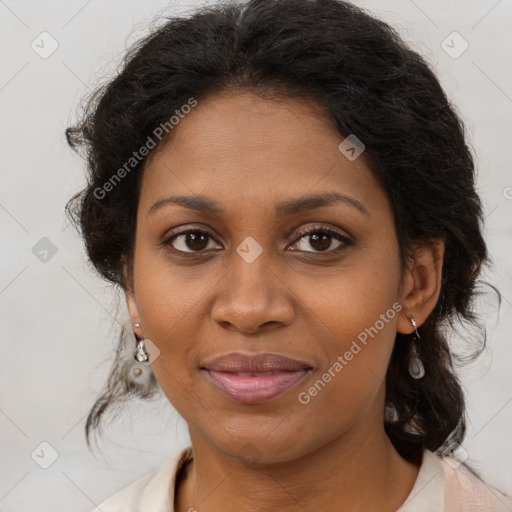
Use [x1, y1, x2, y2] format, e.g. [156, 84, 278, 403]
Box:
[65, 0, 498, 459]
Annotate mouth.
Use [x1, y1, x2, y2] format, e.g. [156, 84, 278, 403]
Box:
[200, 352, 313, 405]
[203, 369, 312, 404]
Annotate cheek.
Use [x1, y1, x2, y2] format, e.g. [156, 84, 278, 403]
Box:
[130, 247, 200, 387]
[292, 250, 401, 408]
[294, 273, 400, 428]
[133, 238, 207, 333]
[130, 243, 245, 414]
[295, 294, 399, 416]
[292, 242, 401, 345]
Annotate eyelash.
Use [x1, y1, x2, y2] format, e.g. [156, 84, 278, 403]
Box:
[161, 223, 353, 256]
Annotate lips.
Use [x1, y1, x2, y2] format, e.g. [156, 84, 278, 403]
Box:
[202, 352, 312, 373]
[200, 352, 312, 404]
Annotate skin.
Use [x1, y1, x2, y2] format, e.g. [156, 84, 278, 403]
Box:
[124, 90, 444, 512]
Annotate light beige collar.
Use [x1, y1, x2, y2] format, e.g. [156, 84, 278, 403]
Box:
[397, 450, 446, 512]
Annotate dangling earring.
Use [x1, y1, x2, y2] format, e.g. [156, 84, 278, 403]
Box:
[408, 317, 425, 379]
[385, 403, 399, 423]
[133, 323, 150, 365]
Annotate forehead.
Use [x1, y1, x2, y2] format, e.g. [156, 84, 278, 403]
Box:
[138, 91, 387, 218]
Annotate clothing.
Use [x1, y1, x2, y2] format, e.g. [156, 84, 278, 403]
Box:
[94, 446, 512, 511]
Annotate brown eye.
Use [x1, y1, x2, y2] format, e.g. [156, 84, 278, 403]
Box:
[308, 233, 336, 252]
[289, 226, 352, 253]
[164, 230, 220, 253]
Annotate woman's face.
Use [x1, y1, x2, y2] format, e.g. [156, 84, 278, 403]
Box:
[126, 91, 415, 462]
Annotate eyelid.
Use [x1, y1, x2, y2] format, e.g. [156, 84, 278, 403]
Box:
[163, 223, 220, 239]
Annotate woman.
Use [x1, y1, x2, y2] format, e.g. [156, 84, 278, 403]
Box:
[65, 0, 512, 510]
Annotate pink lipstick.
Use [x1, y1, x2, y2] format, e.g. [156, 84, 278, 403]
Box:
[201, 352, 312, 404]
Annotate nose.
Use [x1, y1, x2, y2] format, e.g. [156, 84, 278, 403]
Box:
[211, 250, 295, 334]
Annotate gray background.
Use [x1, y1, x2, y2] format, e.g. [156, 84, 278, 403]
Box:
[1, 0, 511, 510]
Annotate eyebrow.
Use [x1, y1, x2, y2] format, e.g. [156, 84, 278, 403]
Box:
[147, 191, 369, 218]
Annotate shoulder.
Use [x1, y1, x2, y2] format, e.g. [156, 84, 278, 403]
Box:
[399, 449, 512, 512]
[438, 454, 512, 512]
[91, 446, 193, 512]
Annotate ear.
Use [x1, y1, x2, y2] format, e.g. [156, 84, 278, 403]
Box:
[396, 238, 444, 334]
[122, 256, 142, 332]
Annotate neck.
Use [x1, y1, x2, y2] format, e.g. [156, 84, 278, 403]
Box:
[175, 418, 420, 512]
